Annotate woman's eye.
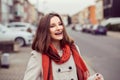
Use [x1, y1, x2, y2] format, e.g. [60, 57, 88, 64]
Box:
[59, 23, 63, 26]
[50, 23, 63, 28]
[50, 25, 55, 28]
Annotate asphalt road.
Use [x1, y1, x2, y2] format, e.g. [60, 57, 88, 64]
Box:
[67, 27, 120, 80]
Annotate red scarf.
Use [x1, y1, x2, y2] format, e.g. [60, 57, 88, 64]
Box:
[42, 44, 89, 80]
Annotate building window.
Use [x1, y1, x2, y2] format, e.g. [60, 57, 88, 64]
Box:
[104, 0, 113, 9]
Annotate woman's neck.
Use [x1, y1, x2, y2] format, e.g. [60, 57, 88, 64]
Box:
[52, 41, 61, 50]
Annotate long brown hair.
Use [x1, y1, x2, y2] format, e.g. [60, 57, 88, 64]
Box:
[32, 13, 74, 53]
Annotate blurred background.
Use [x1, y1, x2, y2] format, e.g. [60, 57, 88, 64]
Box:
[0, 0, 120, 80]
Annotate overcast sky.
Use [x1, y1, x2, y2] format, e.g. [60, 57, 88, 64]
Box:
[29, 0, 95, 15]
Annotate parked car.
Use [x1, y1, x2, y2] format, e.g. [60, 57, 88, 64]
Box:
[82, 24, 92, 33]
[72, 24, 82, 31]
[5, 22, 37, 36]
[0, 24, 33, 46]
[91, 25, 107, 35]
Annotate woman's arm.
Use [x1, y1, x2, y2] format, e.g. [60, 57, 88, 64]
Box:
[23, 51, 42, 80]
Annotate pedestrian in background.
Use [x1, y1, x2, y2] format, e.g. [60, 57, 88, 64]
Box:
[23, 13, 103, 80]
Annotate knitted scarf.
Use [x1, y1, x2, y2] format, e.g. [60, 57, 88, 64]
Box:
[42, 44, 89, 80]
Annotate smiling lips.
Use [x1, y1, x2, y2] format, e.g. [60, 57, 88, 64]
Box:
[55, 31, 63, 35]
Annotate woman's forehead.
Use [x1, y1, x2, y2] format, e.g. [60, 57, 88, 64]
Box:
[50, 16, 61, 24]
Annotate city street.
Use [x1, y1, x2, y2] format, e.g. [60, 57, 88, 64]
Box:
[0, 0, 120, 80]
[67, 27, 120, 80]
[0, 27, 120, 80]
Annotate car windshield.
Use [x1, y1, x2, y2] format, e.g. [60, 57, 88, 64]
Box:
[98, 26, 106, 29]
[8, 24, 26, 28]
[0, 24, 11, 31]
[13, 25, 26, 27]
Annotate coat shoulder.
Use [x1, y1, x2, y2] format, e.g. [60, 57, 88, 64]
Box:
[23, 50, 42, 80]
[31, 50, 42, 60]
[74, 44, 81, 54]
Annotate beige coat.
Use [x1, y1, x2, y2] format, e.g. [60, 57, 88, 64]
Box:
[23, 45, 82, 80]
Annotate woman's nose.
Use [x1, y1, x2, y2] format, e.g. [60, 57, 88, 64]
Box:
[56, 25, 61, 30]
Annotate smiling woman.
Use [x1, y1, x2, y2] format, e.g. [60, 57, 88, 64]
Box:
[23, 13, 90, 80]
[23, 12, 104, 80]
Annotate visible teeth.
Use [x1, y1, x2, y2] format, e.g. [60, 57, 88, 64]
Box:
[55, 32, 62, 35]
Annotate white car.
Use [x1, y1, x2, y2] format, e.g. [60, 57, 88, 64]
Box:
[0, 24, 33, 47]
[5, 22, 37, 36]
[72, 24, 82, 31]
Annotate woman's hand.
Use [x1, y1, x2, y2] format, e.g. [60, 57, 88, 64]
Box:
[88, 73, 104, 80]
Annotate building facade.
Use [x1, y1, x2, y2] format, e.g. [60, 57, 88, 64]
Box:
[103, 0, 120, 18]
[0, 0, 39, 25]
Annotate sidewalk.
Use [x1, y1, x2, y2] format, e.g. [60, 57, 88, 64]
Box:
[0, 46, 95, 80]
[107, 31, 120, 39]
[0, 47, 31, 80]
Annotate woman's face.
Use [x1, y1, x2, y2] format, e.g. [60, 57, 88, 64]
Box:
[49, 16, 64, 41]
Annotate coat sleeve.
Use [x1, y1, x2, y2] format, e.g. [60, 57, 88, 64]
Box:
[23, 51, 43, 80]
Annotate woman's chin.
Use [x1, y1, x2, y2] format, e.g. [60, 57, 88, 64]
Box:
[52, 37, 63, 41]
